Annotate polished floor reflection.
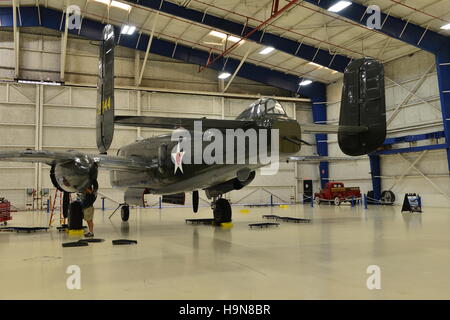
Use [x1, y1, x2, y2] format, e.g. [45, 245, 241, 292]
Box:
[0, 204, 449, 299]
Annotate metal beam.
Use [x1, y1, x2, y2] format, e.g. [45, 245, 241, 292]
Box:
[398, 152, 450, 199]
[388, 151, 428, 191]
[386, 62, 437, 127]
[311, 89, 329, 189]
[60, 3, 69, 81]
[138, 11, 159, 86]
[125, 0, 353, 72]
[436, 52, 450, 174]
[12, 0, 19, 78]
[303, 0, 450, 55]
[223, 45, 253, 92]
[369, 155, 381, 201]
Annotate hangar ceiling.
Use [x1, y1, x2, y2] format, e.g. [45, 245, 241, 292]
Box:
[8, 0, 450, 85]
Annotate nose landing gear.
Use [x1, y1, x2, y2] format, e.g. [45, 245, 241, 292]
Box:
[211, 196, 232, 225]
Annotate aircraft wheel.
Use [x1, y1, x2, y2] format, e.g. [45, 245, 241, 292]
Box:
[334, 197, 341, 206]
[213, 198, 232, 224]
[121, 205, 130, 222]
[315, 197, 321, 205]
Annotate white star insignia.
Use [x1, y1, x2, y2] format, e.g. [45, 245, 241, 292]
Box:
[171, 142, 185, 174]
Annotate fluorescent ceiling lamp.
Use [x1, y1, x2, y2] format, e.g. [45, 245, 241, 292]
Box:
[95, 0, 110, 5]
[308, 62, 323, 68]
[227, 35, 242, 43]
[111, 1, 132, 11]
[441, 23, 450, 30]
[209, 31, 242, 43]
[18, 79, 62, 86]
[218, 72, 231, 80]
[121, 25, 136, 35]
[259, 46, 274, 55]
[299, 79, 313, 86]
[328, 1, 352, 13]
[209, 30, 227, 39]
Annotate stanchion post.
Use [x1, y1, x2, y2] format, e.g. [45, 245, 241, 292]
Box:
[364, 194, 368, 210]
[159, 197, 162, 209]
[102, 197, 105, 211]
[310, 197, 314, 208]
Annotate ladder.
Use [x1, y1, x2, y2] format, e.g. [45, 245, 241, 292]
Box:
[48, 189, 65, 227]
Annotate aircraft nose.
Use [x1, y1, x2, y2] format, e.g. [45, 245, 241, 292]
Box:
[271, 120, 302, 154]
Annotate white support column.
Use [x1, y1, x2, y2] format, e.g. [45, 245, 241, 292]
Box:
[60, 3, 70, 82]
[38, 85, 44, 197]
[138, 12, 159, 86]
[34, 84, 39, 193]
[134, 51, 140, 87]
[13, 0, 19, 79]
[137, 90, 141, 138]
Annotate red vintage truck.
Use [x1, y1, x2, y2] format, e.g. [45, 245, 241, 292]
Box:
[314, 182, 361, 205]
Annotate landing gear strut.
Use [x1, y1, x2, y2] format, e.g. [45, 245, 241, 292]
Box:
[211, 196, 232, 225]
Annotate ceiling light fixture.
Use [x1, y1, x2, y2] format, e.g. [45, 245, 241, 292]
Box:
[218, 72, 231, 80]
[209, 30, 227, 39]
[95, 0, 111, 5]
[18, 79, 62, 86]
[441, 23, 450, 30]
[121, 25, 136, 35]
[299, 79, 313, 86]
[308, 62, 324, 68]
[111, 1, 132, 11]
[328, 1, 352, 13]
[259, 46, 275, 55]
[209, 31, 243, 43]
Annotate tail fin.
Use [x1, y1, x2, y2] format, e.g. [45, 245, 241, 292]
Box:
[338, 58, 386, 156]
[96, 24, 115, 154]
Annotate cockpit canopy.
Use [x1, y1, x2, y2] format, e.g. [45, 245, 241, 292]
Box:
[236, 98, 288, 120]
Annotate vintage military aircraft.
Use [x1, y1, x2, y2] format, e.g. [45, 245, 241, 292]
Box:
[0, 25, 386, 224]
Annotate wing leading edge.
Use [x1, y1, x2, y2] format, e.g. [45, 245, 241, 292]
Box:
[0, 150, 156, 171]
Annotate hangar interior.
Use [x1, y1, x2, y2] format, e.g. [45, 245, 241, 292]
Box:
[0, 0, 449, 299]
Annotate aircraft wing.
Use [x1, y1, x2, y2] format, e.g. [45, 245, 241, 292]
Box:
[0, 150, 156, 171]
[289, 155, 368, 163]
[300, 124, 368, 134]
[114, 116, 255, 130]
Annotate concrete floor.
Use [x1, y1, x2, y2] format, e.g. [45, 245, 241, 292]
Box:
[0, 203, 449, 300]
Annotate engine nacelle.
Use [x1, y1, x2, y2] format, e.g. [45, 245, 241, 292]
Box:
[50, 155, 98, 193]
[205, 171, 256, 199]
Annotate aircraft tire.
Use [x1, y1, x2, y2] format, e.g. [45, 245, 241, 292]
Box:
[213, 198, 232, 224]
[121, 205, 130, 222]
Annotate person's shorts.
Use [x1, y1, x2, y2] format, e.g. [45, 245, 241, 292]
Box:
[83, 206, 94, 221]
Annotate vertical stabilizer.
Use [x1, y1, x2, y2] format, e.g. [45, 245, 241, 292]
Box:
[96, 24, 115, 154]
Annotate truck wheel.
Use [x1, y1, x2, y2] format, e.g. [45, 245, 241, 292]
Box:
[334, 197, 341, 206]
[315, 197, 321, 205]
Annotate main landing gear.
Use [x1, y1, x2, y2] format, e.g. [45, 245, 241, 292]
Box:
[211, 196, 232, 225]
[108, 203, 130, 222]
